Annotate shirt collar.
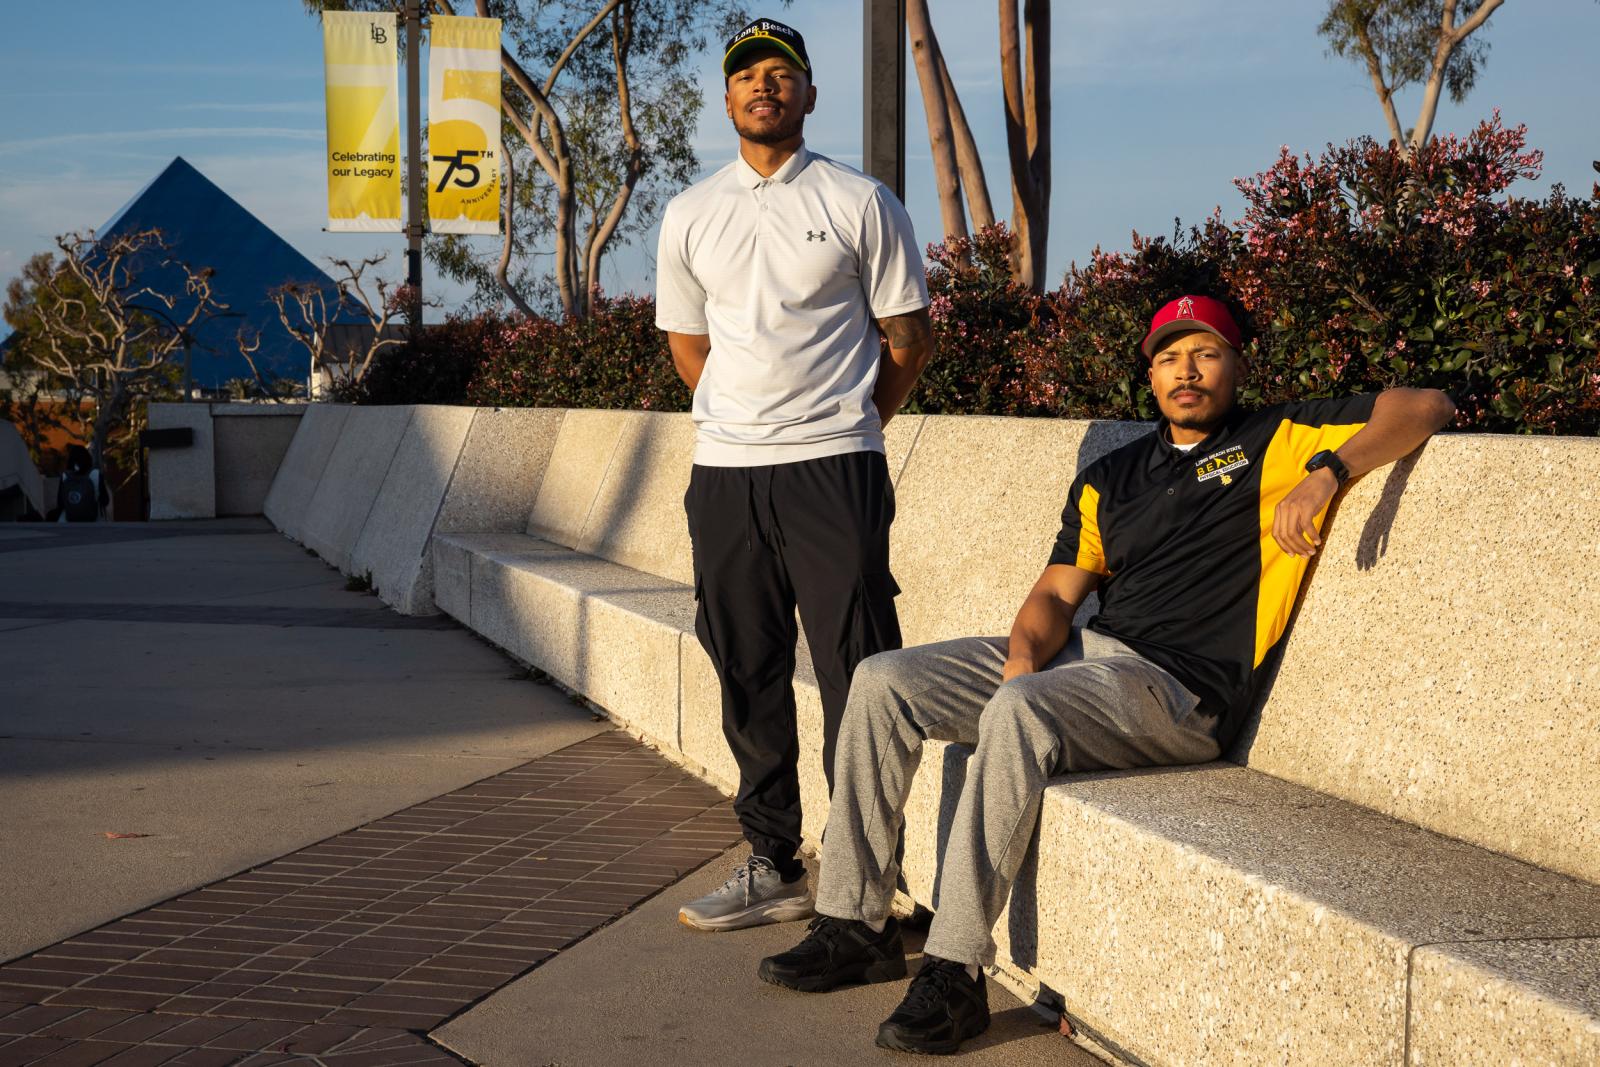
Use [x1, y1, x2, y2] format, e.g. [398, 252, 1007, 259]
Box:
[735, 142, 811, 188]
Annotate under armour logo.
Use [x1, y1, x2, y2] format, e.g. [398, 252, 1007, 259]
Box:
[806, 230, 827, 242]
[1177, 296, 1195, 318]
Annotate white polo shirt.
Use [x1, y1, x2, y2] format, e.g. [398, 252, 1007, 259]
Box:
[655, 144, 928, 467]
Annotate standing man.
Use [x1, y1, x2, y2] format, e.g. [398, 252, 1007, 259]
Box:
[655, 17, 934, 931]
[758, 295, 1456, 1054]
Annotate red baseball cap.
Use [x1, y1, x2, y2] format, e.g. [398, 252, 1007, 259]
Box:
[1140, 295, 1242, 360]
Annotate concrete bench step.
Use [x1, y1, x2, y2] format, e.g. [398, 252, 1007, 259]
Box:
[435, 531, 697, 754]
[902, 753, 1600, 1065]
[433, 529, 1600, 1066]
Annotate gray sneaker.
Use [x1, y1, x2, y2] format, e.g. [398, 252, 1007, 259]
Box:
[678, 856, 814, 932]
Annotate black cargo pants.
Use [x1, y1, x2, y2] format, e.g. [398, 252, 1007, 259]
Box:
[684, 449, 902, 876]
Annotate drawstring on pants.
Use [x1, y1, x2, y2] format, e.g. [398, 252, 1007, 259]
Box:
[744, 467, 785, 553]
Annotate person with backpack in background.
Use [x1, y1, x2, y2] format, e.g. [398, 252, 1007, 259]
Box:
[56, 444, 110, 522]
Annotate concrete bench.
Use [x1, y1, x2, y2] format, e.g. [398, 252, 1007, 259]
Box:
[263, 404, 564, 612]
[263, 405, 1600, 1065]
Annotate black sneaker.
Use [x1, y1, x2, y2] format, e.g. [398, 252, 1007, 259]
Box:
[757, 915, 907, 992]
[875, 956, 991, 1055]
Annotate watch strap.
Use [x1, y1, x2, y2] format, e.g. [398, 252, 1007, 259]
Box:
[1306, 449, 1350, 486]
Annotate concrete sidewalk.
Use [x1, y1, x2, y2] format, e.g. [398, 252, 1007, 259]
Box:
[0, 521, 1102, 1065]
[0, 520, 608, 962]
[436, 846, 1096, 1066]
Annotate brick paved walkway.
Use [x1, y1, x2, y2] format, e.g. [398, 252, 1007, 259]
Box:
[0, 732, 742, 1066]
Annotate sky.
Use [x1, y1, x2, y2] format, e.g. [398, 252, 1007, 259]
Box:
[1, 0, 1596, 334]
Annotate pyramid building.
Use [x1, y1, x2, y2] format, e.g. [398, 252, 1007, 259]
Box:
[91, 157, 358, 388]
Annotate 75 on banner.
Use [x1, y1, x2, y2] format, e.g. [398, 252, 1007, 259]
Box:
[428, 15, 502, 235]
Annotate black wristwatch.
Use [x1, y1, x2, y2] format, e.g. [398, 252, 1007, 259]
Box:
[1305, 449, 1350, 486]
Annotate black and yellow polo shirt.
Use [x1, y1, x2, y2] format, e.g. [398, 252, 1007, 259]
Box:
[1048, 395, 1377, 747]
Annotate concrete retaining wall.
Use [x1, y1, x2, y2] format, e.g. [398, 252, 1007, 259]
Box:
[148, 402, 308, 521]
[262, 404, 350, 541]
[261, 404, 568, 616]
[213, 406, 304, 516]
[261, 404, 1600, 886]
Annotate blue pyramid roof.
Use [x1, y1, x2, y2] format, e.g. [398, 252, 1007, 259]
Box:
[98, 157, 360, 388]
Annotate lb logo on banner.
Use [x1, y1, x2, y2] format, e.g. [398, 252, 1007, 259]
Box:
[428, 15, 502, 235]
[322, 11, 402, 232]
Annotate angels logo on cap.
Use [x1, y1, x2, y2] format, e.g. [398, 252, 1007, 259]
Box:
[1140, 294, 1242, 361]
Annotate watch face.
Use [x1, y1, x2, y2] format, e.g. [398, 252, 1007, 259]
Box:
[1308, 450, 1346, 481]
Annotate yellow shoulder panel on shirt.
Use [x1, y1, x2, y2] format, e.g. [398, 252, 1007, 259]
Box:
[1076, 483, 1110, 576]
[1253, 417, 1366, 666]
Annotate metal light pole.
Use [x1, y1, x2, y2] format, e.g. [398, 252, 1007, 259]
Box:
[405, 0, 424, 334]
[863, 0, 907, 201]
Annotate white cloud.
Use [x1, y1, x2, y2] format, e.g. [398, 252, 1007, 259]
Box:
[170, 101, 323, 115]
[0, 175, 143, 255]
[0, 127, 323, 154]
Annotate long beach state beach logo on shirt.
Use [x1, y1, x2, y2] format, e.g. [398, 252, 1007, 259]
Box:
[1195, 444, 1249, 485]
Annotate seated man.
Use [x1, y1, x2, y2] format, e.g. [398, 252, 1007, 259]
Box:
[756, 294, 1456, 1055]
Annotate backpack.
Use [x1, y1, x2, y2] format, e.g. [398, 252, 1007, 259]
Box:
[60, 472, 99, 521]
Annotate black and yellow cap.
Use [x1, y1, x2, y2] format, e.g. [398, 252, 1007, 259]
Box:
[723, 18, 810, 78]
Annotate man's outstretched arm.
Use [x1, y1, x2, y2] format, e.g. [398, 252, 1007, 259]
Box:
[666, 331, 711, 391]
[1003, 563, 1104, 682]
[872, 307, 934, 428]
[1274, 386, 1456, 557]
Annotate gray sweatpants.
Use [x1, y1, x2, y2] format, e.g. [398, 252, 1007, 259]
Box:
[814, 629, 1222, 967]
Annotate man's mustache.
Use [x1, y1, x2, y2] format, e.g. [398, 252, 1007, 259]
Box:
[1168, 385, 1211, 400]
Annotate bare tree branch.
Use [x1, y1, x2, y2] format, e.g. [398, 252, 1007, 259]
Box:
[998, 0, 1051, 290]
[496, 145, 538, 317]
[1351, 12, 1408, 150]
[21, 228, 222, 473]
[938, 46, 994, 231]
[907, 0, 967, 243]
[1411, 0, 1503, 151]
[586, 0, 645, 297]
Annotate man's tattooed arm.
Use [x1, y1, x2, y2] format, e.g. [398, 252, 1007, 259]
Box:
[872, 307, 935, 428]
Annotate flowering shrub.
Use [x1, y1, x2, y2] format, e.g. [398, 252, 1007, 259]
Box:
[908, 226, 1045, 415]
[1222, 112, 1599, 434]
[466, 294, 689, 411]
[358, 115, 1598, 435]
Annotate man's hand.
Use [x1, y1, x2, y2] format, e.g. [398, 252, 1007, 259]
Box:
[1003, 564, 1101, 681]
[1269, 387, 1455, 558]
[1273, 467, 1339, 557]
[1001, 656, 1038, 683]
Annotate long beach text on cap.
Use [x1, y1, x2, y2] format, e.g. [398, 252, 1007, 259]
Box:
[723, 17, 810, 77]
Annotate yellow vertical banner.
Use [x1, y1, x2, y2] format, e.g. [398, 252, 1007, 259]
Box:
[428, 15, 502, 235]
[322, 11, 402, 232]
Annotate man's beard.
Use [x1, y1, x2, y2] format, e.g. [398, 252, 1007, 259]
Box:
[1166, 386, 1232, 434]
[1170, 410, 1225, 434]
[733, 108, 805, 145]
